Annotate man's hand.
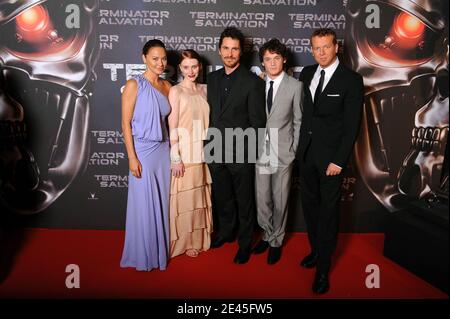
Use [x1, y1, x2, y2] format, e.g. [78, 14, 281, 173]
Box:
[326, 163, 342, 176]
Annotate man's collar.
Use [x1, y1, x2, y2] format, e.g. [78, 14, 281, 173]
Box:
[222, 64, 241, 77]
[318, 57, 340, 74]
[266, 71, 285, 84]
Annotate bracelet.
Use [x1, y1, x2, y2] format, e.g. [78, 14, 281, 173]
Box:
[171, 153, 181, 164]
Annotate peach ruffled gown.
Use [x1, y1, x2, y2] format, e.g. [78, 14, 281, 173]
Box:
[169, 84, 213, 257]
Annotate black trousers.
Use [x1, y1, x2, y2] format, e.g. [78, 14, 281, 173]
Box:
[299, 144, 343, 274]
[208, 163, 255, 251]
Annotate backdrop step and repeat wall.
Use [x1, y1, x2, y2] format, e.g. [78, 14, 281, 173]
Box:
[0, 0, 448, 231]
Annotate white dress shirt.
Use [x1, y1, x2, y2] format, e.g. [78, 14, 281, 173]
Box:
[259, 72, 285, 171]
[309, 57, 340, 102]
[266, 71, 285, 110]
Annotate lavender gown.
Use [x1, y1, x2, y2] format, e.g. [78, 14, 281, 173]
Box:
[120, 74, 171, 271]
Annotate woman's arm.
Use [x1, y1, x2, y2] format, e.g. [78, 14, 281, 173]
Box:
[121, 79, 142, 178]
[168, 86, 185, 178]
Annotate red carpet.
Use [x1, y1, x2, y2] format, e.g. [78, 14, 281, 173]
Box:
[0, 229, 447, 299]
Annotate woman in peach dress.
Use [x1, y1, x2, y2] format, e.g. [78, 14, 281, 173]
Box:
[168, 50, 212, 258]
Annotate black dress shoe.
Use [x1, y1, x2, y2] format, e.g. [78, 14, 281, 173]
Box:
[210, 236, 233, 249]
[233, 248, 251, 264]
[267, 246, 282, 265]
[312, 271, 330, 294]
[252, 240, 269, 254]
[300, 252, 318, 268]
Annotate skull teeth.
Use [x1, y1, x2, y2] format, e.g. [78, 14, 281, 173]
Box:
[411, 126, 448, 153]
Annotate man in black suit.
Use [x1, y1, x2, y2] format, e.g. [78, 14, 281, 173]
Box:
[205, 27, 266, 264]
[296, 28, 364, 294]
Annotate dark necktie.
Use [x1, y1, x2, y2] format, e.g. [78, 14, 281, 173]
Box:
[314, 69, 325, 106]
[267, 80, 274, 113]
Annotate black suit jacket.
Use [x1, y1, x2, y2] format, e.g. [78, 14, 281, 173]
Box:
[296, 62, 364, 169]
[206, 65, 266, 163]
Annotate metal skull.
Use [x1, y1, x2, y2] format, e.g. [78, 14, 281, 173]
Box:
[0, 0, 99, 214]
[345, 0, 449, 211]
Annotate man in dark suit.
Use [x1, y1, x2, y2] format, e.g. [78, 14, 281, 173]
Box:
[205, 27, 266, 264]
[296, 28, 364, 294]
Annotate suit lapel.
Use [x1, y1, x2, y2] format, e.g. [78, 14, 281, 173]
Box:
[267, 74, 288, 120]
[303, 66, 316, 88]
[210, 72, 221, 122]
[303, 66, 316, 106]
[317, 63, 344, 106]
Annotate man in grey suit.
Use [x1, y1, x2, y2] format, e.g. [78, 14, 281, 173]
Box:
[253, 39, 303, 264]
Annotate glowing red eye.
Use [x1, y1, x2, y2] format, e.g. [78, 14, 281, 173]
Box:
[16, 5, 49, 32]
[394, 12, 426, 39]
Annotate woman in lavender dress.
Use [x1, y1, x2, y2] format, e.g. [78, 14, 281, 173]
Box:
[120, 40, 172, 271]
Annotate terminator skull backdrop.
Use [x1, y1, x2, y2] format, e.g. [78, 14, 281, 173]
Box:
[345, 0, 449, 211]
[0, 0, 99, 214]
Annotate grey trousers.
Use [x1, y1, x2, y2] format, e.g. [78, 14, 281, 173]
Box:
[255, 163, 293, 247]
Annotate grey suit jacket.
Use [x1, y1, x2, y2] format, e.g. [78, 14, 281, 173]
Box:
[260, 73, 303, 167]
